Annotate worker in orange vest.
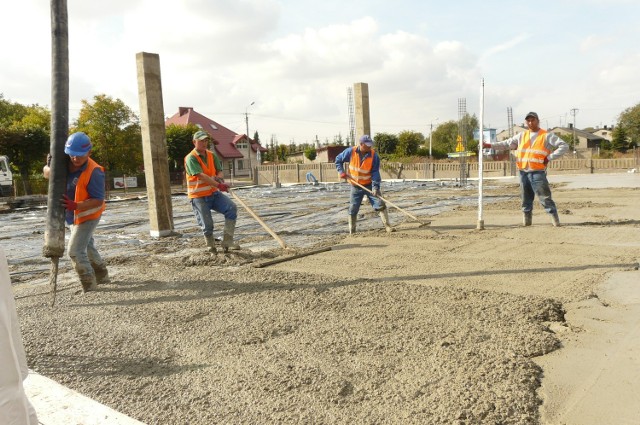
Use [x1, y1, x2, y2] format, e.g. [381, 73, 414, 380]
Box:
[484, 112, 568, 226]
[44, 132, 109, 292]
[335, 135, 394, 234]
[184, 130, 239, 253]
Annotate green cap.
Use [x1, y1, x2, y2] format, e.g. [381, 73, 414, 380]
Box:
[193, 130, 210, 141]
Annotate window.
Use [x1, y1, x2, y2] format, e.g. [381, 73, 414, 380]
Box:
[209, 123, 218, 130]
[237, 160, 244, 170]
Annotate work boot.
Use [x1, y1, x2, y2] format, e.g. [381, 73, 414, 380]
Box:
[348, 214, 357, 234]
[79, 273, 97, 292]
[379, 209, 395, 233]
[204, 234, 217, 253]
[92, 262, 110, 285]
[523, 211, 532, 227]
[551, 211, 561, 227]
[71, 258, 97, 292]
[221, 220, 240, 253]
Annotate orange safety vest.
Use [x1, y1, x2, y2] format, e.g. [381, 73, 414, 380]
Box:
[74, 158, 106, 225]
[185, 149, 218, 199]
[516, 130, 550, 171]
[348, 147, 374, 186]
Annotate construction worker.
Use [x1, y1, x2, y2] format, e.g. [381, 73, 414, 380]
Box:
[185, 130, 239, 253]
[43, 132, 109, 292]
[483, 112, 569, 226]
[335, 134, 394, 234]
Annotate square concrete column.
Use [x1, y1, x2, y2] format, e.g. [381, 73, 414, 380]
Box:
[136, 52, 174, 237]
[354, 82, 371, 138]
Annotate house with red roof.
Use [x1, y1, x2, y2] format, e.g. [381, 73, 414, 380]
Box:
[165, 107, 267, 179]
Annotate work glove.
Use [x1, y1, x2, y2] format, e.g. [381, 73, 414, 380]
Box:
[217, 182, 229, 192]
[544, 157, 549, 165]
[373, 188, 381, 197]
[482, 142, 492, 149]
[339, 172, 347, 180]
[62, 194, 78, 211]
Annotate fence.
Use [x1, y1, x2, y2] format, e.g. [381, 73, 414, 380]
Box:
[255, 156, 639, 185]
[6, 156, 639, 197]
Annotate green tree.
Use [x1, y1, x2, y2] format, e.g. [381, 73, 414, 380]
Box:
[166, 123, 200, 171]
[431, 120, 460, 156]
[396, 130, 424, 156]
[611, 125, 630, 153]
[304, 146, 317, 161]
[74, 94, 142, 173]
[276, 144, 288, 162]
[617, 103, 640, 148]
[0, 97, 51, 193]
[373, 132, 398, 155]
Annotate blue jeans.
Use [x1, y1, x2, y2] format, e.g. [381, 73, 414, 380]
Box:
[68, 218, 105, 278]
[191, 191, 238, 236]
[348, 184, 385, 216]
[519, 170, 557, 214]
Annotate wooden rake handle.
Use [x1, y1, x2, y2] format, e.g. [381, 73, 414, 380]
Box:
[229, 189, 288, 249]
[346, 176, 422, 222]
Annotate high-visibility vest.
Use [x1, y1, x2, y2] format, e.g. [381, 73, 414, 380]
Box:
[185, 149, 218, 199]
[74, 158, 106, 225]
[516, 130, 551, 171]
[348, 147, 374, 186]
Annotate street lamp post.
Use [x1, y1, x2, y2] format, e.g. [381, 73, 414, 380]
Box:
[429, 118, 439, 158]
[245, 101, 255, 180]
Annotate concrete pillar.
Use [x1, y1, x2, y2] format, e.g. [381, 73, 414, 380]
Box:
[353, 82, 371, 138]
[136, 52, 174, 237]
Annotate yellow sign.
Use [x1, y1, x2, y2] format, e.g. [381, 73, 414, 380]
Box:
[455, 135, 464, 152]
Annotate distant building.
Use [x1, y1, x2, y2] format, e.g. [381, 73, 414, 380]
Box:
[590, 126, 614, 142]
[165, 107, 266, 178]
[550, 126, 606, 151]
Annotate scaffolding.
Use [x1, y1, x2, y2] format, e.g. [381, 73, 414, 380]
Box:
[458, 98, 468, 185]
[347, 87, 356, 146]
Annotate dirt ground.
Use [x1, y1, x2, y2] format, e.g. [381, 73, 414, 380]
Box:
[7, 175, 640, 424]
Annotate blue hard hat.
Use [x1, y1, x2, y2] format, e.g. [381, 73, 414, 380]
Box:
[64, 132, 92, 156]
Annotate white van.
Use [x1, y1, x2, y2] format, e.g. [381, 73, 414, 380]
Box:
[0, 156, 13, 197]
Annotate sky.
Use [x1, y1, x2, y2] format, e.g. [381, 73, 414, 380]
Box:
[2, 0, 639, 145]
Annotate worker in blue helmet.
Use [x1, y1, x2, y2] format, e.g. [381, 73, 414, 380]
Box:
[335, 135, 394, 234]
[44, 132, 109, 292]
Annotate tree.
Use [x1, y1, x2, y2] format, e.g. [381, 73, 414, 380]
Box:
[373, 132, 398, 155]
[74, 94, 142, 174]
[0, 97, 51, 194]
[617, 103, 640, 149]
[396, 130, 424, 156]
[611, 125, 630, 153]
[304, 146, 317, 161]
[166, 123, 200, 171]
[431, 120, 460, 156]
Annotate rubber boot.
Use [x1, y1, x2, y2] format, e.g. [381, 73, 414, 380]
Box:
[221, 220, 240, 253]
[551, 211, 561, 227]
[379, 209, 395, 233]
[92, 262, 110, 285]
[204, 234, 217, 253]
[348, 214, 357, 234]
[523, 211, 532, 227]
[71, 258, 97, 292]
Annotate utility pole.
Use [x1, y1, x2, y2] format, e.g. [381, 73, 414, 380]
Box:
[245, 101, 255, 180]
[570, 108, 579, 151]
